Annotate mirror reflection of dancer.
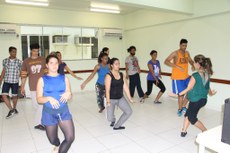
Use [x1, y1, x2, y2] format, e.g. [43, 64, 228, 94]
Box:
[164, 39, 194, 116]
[21, 43, 47, 130]
[55, 51, 83, 80]
[37, 55, 74, 153]
[179, 55, 216, 137]
[125, 46, 144, 103]
[0, 46, 22, 118]
[105, 58, 134, 130]
[143, 50, 166, 104]
[81, 53, 110, 113]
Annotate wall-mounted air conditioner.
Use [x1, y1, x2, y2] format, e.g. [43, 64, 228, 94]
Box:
[52, 35, 69, 45]
[0, 24, 18, 35]
[103, 28, 122, 37]
[74, 36, 94, 46]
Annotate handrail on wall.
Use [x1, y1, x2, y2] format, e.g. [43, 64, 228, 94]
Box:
[68, 68, 230, 85]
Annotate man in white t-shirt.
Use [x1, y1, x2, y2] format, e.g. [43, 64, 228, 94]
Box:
[125, 46, 144, 103]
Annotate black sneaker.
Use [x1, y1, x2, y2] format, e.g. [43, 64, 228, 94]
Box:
[98, 107, 105, 113]
[34, 124, 45, 131]
[113, 126, 125, 130]
[110, 122, 115, 127]
[14, 109, 19, 114]
[154, 101, 162, 104]
[6, 110, 15, 119]
[181, 132, 187, 137]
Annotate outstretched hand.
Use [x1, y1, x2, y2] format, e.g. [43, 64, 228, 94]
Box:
[209, 90, 217, 96]
[81, 83, 86, 90]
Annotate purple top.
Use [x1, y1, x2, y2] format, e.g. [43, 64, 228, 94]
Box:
[147, 60, 160, 81]
[58, 62, 67, 75]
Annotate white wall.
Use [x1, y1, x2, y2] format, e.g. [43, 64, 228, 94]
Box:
[123, 5, 230, 111]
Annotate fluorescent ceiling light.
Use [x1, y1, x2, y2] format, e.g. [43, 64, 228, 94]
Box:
[5, 0, 49, 6]
[90, 2, 120, 14]
[90, 3, 119, 10]
[90, 8, 120, 14]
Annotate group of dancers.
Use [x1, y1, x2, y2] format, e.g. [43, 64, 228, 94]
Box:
[0, 38, 216, 153]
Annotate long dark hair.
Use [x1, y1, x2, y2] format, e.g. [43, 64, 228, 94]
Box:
[98, 53, 108, 63]
[101, 47, 109, 54]
[109, 58, 119, 70]
[46, 54, 59, 64]
[194, 54, 213, 75]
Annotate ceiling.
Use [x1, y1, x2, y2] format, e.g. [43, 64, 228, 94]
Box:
[0, 0, 193, 15]
[0, 0, 142, 14]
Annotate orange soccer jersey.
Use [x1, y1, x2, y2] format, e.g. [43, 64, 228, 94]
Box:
[171, 51, 189, 80]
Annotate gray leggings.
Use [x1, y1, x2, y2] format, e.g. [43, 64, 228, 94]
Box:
[107, 97, 133, 128]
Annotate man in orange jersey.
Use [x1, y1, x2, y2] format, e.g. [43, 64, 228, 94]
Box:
[165, 39, 194, 116]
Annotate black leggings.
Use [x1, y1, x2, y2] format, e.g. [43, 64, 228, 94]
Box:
[185, 98, 207, 125]
[145, 79, 166, 96]
[45, 119, 75, 153]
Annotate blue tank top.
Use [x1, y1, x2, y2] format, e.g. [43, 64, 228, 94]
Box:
[97, 64, 109, 85]
[42, 74, 66, 109]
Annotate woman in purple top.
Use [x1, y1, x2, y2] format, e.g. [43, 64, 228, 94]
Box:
[143, 50, 166, 104]
[56, 51, 83, 80]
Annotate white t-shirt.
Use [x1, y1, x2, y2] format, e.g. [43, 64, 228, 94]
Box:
[125, 55, 139, 76]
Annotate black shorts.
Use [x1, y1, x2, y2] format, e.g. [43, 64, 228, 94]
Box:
[2, 82, 19, 97]
[185, 98, 207, 124]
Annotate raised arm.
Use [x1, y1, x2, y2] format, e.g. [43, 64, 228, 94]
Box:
[179, 76, 196, 96]
[104, 74, 112, 106]
[65, 65, 83, 80]
[81, 64, 99, 90]
[187, 52, 195, 71]
[164, 51, 177, 68]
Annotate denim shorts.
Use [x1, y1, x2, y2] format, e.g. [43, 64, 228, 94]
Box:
[2, 82, 19, 96]
[41, 107, 72, 126]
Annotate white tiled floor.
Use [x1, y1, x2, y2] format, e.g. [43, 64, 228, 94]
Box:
[0, 92, 223, 153]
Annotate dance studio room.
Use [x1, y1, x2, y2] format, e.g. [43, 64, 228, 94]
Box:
[0, 0, 230, 153]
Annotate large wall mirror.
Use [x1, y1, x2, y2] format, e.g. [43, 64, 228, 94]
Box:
[21, 25, 99, 60]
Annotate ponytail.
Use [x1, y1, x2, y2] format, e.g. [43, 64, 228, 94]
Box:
[194, 54, 213, 75]
[203, 58, 213, 75]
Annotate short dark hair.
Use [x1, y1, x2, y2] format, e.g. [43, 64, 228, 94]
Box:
[46, 54, 59, 64]
[180, 39, 188, 45]
[9, 46, 17, 52]
[30, 43, 40, 50]
[150, 50, 157, 55]
[127, 46, 136, 52]
[98, 53, 108, 63]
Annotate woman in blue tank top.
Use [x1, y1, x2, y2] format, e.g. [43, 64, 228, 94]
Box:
[37, 55, 74, 153]
[81, 53, 110, 113]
